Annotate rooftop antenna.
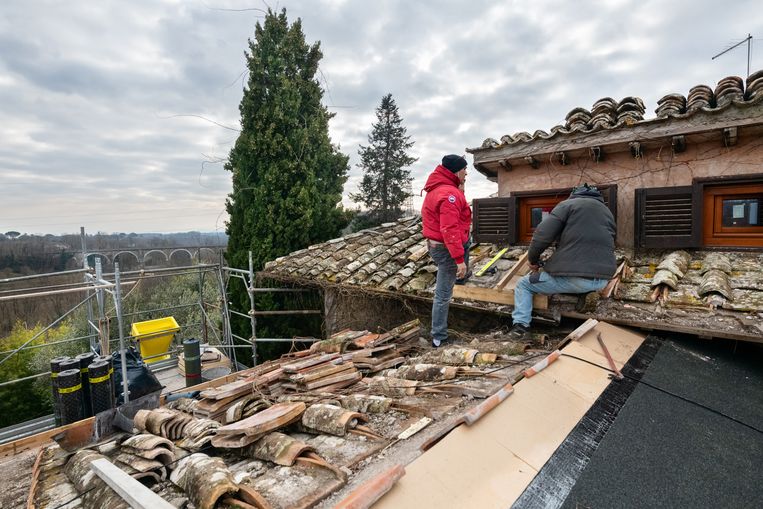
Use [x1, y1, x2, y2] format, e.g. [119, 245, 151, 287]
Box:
[712, 34, 753, 77]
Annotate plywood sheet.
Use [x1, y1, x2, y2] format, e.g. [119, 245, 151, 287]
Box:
[466, 374, 593, 470]
[576, 321, 646, 366]
[375, 322, 646, 508]
[379, 424, 537, 509]
[535, 342, 616, 403]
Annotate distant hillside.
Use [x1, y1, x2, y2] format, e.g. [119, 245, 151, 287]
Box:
[0, 231, 228, 334]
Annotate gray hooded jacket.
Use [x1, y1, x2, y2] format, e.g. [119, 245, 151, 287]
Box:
[528, 187, 617, 279]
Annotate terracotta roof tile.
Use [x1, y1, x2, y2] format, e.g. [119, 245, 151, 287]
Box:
[468, 69, 763, 152]
[261, 218, 763, 341]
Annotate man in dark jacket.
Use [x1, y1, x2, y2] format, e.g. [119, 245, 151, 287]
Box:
[509, 184, 616, 339]
[422, 154, 472, 347]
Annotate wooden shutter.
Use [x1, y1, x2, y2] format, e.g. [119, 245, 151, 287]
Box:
[472, 197, 517, 245]
[635, 186, 699, 248]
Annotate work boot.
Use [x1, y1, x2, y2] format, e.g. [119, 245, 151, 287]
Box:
[508, 323, 531, 341]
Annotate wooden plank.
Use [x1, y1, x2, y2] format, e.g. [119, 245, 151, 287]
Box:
[562, 310, 763, 344]
[562, 318, 599, 344]
[452, 285, 548, 310]
[90, 457, 176, 509]
[495, 252, 529, 290]
[0, 416, 95, 458]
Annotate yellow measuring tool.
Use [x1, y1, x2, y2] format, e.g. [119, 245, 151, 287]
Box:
[476, 247, 509, 276]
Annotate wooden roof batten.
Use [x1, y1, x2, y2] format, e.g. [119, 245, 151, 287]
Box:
[468, 98, 763, 178]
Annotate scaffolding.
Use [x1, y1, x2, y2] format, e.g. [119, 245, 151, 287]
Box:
[0, 229, 325, 443]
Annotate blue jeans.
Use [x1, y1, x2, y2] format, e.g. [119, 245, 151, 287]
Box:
[512, 271, 608, 327]
[429, 244, 457, 346]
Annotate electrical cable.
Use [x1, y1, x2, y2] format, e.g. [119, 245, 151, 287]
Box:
[560, 352, 763, 436]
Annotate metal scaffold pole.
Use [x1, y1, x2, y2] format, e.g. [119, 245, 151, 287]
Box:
[198, 267, 208, 345]
[80, 227, 96, 353]
[95, 258, 108, 356]
[215, 253, 237, 370]
[113, 262, 129, 403]
[248, 251, 258, 367]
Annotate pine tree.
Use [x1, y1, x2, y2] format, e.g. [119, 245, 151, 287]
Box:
[350, 94, 417, 226]
[224, 9, 349, 362]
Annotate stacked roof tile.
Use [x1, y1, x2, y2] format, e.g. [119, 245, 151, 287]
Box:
[473, 69, 763, 151]
[24, 321, 544, 509]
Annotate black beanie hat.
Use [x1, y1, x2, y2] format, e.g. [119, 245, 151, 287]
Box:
[442, 154, 467, 173]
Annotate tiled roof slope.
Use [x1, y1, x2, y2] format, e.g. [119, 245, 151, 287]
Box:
[468, 69, 763, 152]
[262, 217, 763, 341]
[25, 321, 544, 509]
[263, 217, 434, 293]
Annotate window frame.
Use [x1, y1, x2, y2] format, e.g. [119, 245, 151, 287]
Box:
[517, 195, 567, 243]
[701, 182, 763, 247]
[634, 173, 763, 250]
[511, 185, 618, 244]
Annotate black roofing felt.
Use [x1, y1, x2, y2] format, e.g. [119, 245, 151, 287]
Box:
[550, 336, 763, 509]
[513, 336, 662, 509]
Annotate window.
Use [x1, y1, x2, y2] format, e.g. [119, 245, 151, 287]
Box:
[634, 174, 763, 249]
[703, 183, 763, 247]
[472, 185, 617, 245]
[512, 185, 617, 244]
[518, 195, 566, 243]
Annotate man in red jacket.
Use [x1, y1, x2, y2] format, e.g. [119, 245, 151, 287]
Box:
[422, 154, 472, 347]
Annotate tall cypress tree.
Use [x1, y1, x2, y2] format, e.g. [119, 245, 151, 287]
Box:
[350, 94, 417, 226]
[224, 9, 349, 361]
[225, 9, 349, 270]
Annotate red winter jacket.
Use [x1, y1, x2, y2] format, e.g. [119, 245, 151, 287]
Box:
[421, 165, 472, 263]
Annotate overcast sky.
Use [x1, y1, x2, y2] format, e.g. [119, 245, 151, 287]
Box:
[1, 1, 760, 235]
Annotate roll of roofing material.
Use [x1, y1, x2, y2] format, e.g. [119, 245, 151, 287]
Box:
[56, 358, 81, 424]
[58, 368, 84, 425]
[88, 359, 114, 415]
[183, 338, 201, 388]
[97, 354, 116, 403]
[49, 356, 71, 426]
[75, 352, 95, 417]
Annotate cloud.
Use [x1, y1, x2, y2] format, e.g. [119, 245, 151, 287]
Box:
[0, 0, 761, 234]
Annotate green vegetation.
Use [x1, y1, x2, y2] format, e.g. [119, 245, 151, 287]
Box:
[350, 93, 417, 228]
[0, 271, 224, 428]
[0, 321, 85, 428]
[224, 8, 349, 361]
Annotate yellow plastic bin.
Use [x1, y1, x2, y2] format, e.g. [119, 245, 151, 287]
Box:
[130, 317, 180, 364]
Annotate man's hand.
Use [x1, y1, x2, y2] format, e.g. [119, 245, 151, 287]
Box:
[528, 263, 540, 272]
[456, 262, 467, 279]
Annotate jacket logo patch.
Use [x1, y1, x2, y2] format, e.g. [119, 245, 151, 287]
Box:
[448, 195, 456, 203]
